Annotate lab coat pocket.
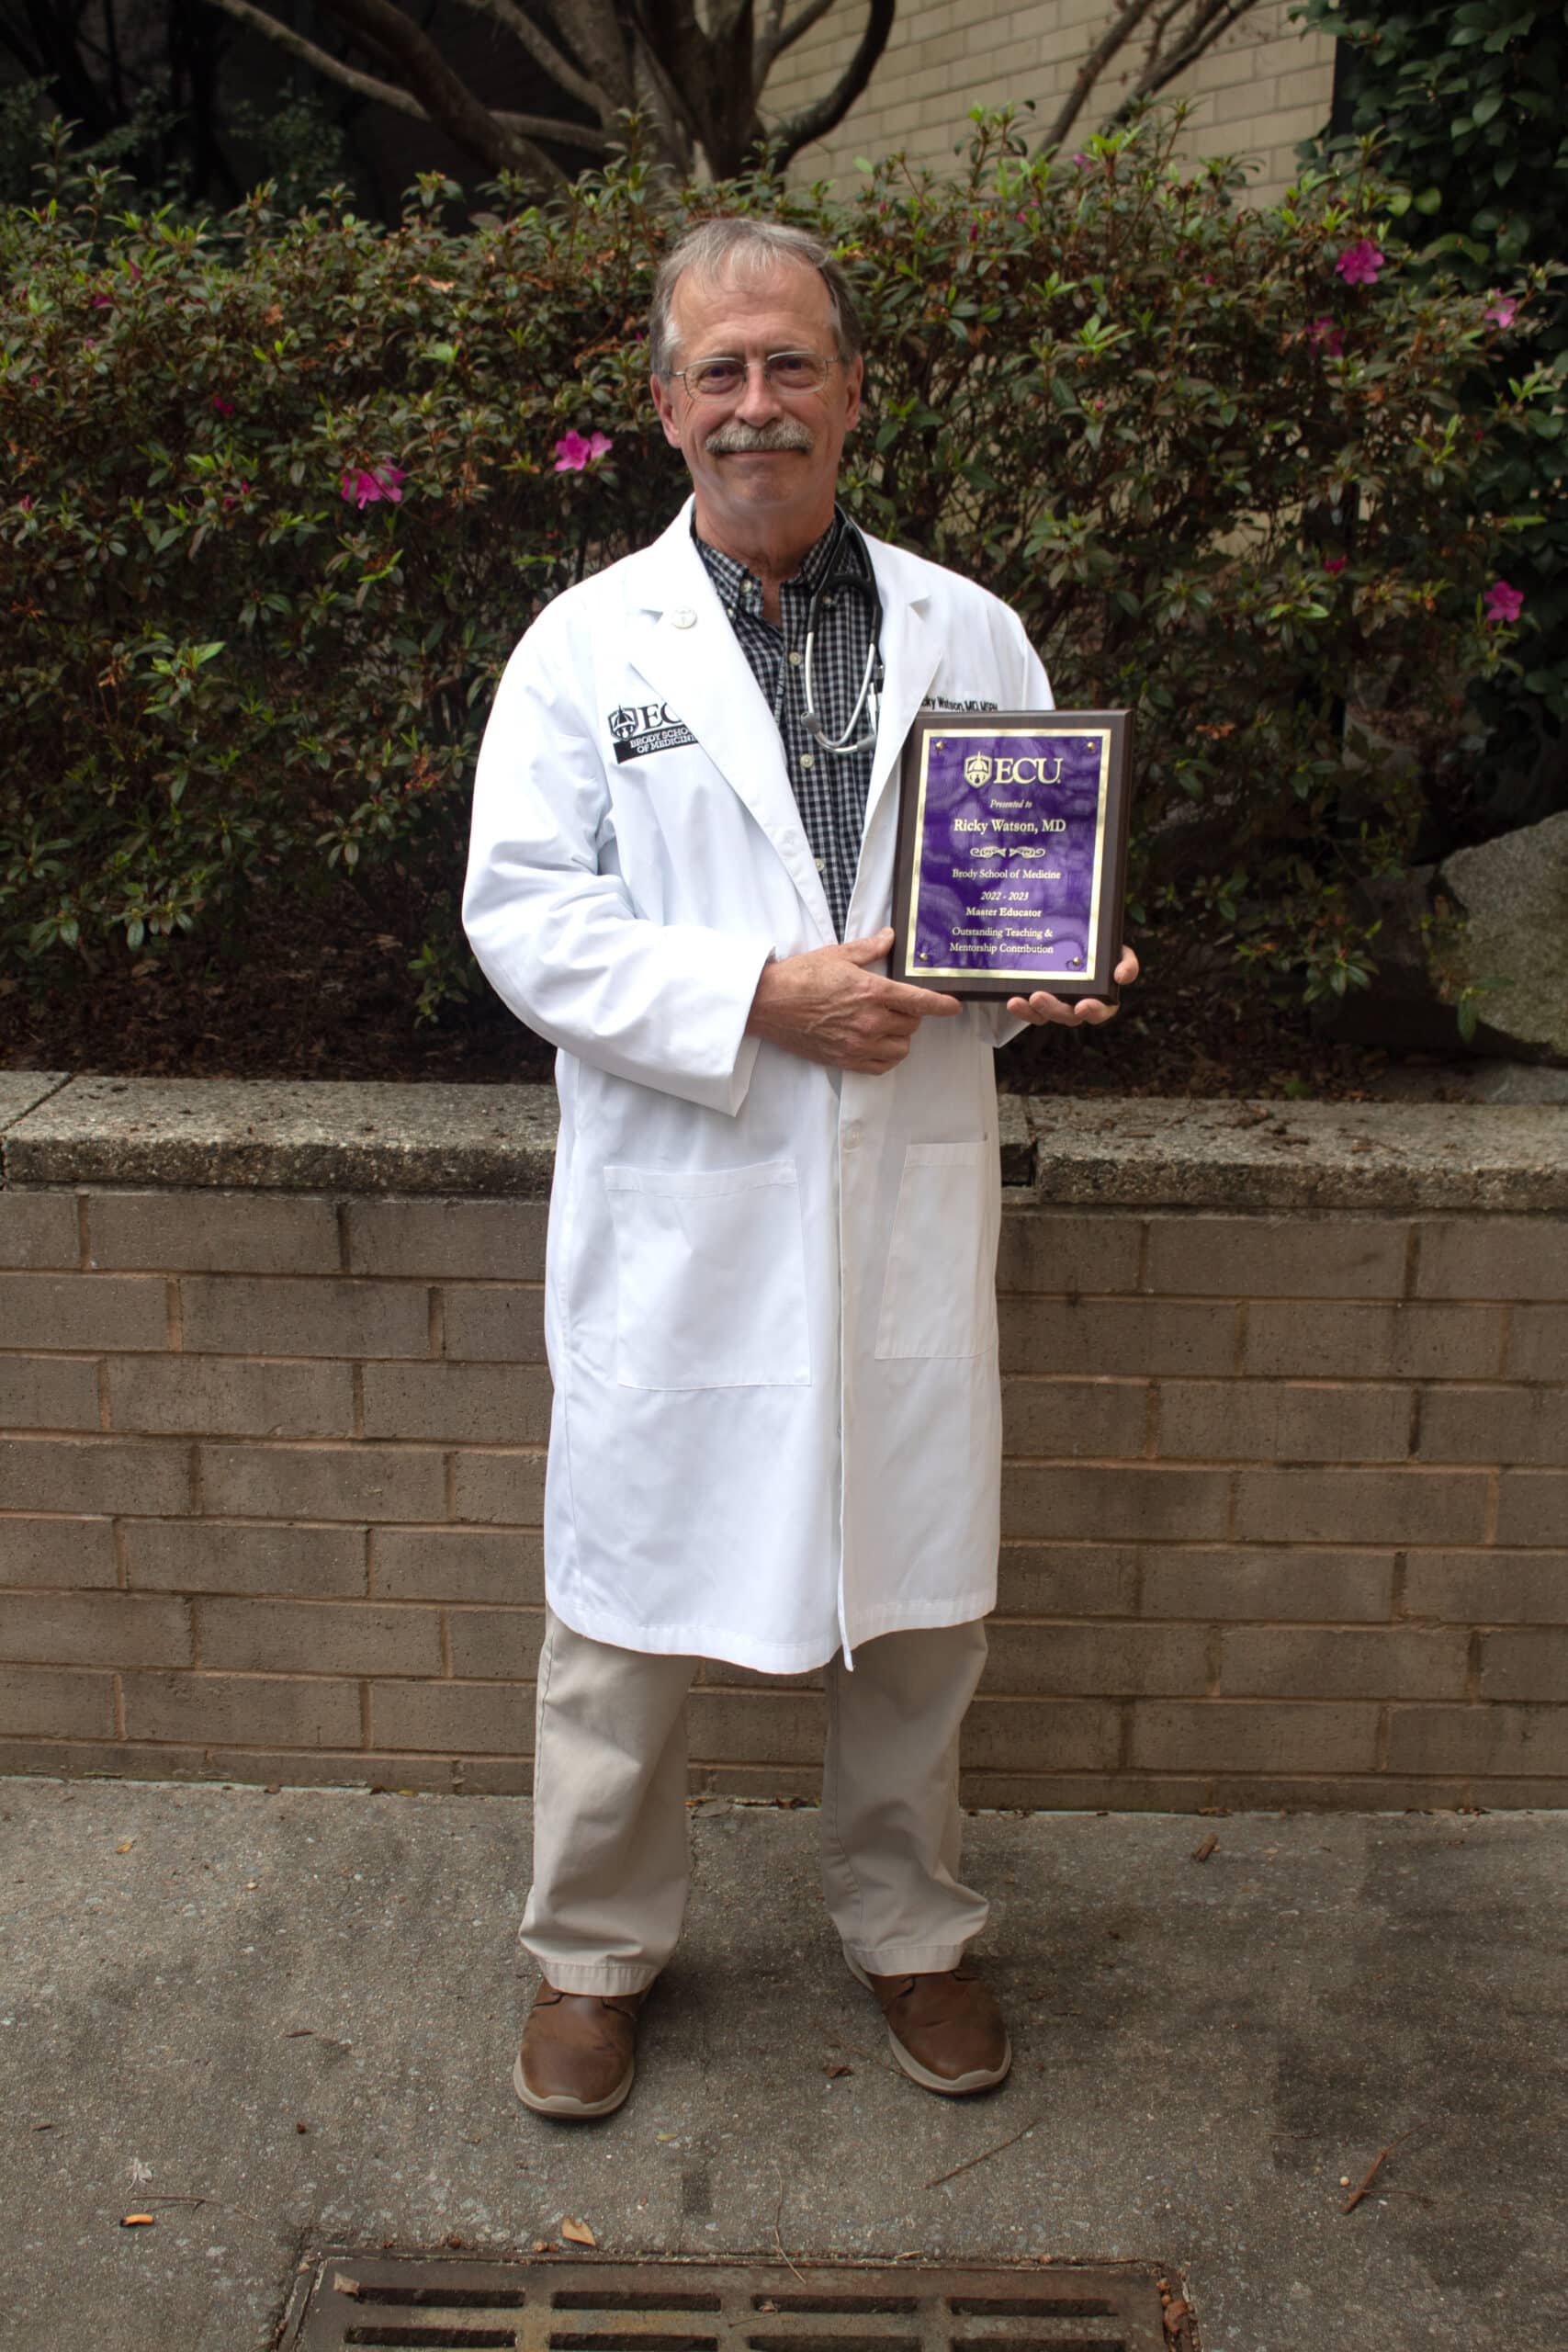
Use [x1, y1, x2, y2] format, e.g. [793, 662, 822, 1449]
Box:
[875, 1138, 997, 1361]
[604, 1160, 811, 1390]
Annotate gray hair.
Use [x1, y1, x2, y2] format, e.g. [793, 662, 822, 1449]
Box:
[648, 218, 863, 378]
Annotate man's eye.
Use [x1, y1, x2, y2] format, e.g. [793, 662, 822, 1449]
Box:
[769, 355, 818, 388]
[692, 360, 745, 394]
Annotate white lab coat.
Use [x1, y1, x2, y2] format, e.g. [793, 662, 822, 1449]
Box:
[463, 499, 1052, 1673]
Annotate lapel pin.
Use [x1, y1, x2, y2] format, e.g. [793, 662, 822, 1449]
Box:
[670, 607, 696, 629]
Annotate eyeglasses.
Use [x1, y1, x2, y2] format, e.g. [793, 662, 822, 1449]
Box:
[671, 350, 838, 400]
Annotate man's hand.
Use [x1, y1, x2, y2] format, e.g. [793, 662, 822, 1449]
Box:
[747, 926, 961, 1074]
[1007, 942, 1141, 1027]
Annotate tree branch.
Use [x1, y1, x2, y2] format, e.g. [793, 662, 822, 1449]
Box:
[318, 0, 550, 175]
[202, 0, 569, 181]
[630, 28, 699, 171]
[446, 0, 603, 115]
[538, 0, 636, 113]
[758, 0, 838, 74]
[1039, 0, 1163, 153]
[493, 107, 611, 150]
[763, 0, 894, 162]
[1121, 0, 1258, 110]
[202, 0, 428, 123]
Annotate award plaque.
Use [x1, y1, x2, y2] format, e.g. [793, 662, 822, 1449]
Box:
[890, 709, 1134, 1001]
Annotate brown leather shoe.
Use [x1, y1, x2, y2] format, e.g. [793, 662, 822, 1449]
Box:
[513, 1982, 648, 2119]
[848, 1954, 1011, 2095]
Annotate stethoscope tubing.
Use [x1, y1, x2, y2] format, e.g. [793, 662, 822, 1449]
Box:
[801, 518, 884, 758]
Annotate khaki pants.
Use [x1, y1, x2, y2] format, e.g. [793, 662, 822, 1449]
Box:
[523, 1607, 990, 1994]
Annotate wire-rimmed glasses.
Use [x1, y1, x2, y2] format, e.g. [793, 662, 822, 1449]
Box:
[671, 350, 839, 400]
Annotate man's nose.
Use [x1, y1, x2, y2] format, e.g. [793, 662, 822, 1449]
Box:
[732, 357, 784, 424]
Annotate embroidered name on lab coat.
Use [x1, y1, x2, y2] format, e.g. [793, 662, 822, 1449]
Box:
[608, 700, 698, 763]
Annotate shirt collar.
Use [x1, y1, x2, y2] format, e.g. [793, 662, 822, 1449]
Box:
[692, 506, 847, 619]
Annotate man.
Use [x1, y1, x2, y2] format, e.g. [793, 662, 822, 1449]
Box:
[463, 217, 1136, 2122]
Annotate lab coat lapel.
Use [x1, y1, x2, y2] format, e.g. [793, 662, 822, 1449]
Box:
[863, 549, 940, 839]
[842, 548, 939, 941]
[622, 510, 836, 945]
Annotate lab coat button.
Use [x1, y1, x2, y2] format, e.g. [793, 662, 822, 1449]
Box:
[842, 1123, 863, 1150]
[670, 606, 696, 629]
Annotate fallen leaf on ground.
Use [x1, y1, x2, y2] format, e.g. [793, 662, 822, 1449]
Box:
[655, 2132, 679, 2143]
[115, 1840, 134, 1854]
[1190, 1834, 1219, 1863]
[533, 2238, 558, 2254]
[825, 2062, 853, 2078]
[333, 2277, 361, 2298]
[119, 2215, 156, 2228]
[560, 2218, 596, 2246]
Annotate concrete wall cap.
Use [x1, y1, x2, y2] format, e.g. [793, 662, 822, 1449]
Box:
[0, 1074, 69, 1132]
[0, 1074, 1564, 1208]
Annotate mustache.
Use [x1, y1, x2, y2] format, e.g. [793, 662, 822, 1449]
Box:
[703, 419, 815, 455]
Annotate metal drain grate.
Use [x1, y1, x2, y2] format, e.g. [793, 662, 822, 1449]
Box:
[279, 2256, 1177, 2352]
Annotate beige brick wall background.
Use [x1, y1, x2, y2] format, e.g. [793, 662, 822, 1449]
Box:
[766, 0, 1337, 209]
[3, 1142, 1565, 1810]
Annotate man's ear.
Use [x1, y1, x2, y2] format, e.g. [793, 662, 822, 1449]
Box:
[649, 371, 684, 450]
[842, 353, 865, 433]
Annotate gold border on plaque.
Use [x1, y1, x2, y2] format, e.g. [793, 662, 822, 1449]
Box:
[903, 726, 1114, 986]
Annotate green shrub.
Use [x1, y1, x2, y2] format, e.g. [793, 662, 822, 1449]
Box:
[0, 111, 1548, 1023]
[1299, 0, 1568, 827]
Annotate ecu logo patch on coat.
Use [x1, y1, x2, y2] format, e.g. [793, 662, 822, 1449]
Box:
[608, 701, 698, 763]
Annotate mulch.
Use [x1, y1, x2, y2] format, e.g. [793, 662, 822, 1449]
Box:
[1, 903, 1394, 1101]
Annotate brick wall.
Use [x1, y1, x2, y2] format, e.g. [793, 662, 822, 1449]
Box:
[767, 0, 1337, 210]
[1, 1080, 1565, 1810]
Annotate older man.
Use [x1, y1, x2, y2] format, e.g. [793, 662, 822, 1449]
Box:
[463, 216, 1136, 2120]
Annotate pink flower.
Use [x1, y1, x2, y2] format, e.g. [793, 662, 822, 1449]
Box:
[1307, 316, 1346, 356]
[1324, 556, 1347, 575]
[1071, 153, 1091, 169]
[91, 292, 113, 310]
[1484, 295, 1517, 329]
[340, 463, 407, 509]
[221, 479, 251, 511]
[211, 394, 235, 417]
[1483, 578, 1525, 625]
[553, 430, 613, 472]
[18, 494, 33, 512]
[1336, 239, 1383, 287]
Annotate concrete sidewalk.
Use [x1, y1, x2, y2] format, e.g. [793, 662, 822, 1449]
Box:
[1, 1781, 1563, 2352]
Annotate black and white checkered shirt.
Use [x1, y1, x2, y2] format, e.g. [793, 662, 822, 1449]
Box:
[694, 509, 878, 940]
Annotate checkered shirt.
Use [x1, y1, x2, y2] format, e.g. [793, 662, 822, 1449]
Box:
[693, 509, 878, 940]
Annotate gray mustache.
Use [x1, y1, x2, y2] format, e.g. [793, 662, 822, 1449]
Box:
[704, 420, 815, 454]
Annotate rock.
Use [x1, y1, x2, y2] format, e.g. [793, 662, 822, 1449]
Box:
[1324, 813, 1568, 1065]
[1438, 810, 1568, 1062]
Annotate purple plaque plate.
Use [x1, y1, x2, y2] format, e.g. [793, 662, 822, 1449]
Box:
[890, 708, 1133, 1000]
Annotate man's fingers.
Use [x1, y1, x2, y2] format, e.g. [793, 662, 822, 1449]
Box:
[1114, 944, 1139, 986]
[1007, 990, 1113, 1025]
[840, 927, 896, 967]
[874, 978, 962, 1020]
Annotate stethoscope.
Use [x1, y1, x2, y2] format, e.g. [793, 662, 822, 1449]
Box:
[802, 514, 885, 757]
